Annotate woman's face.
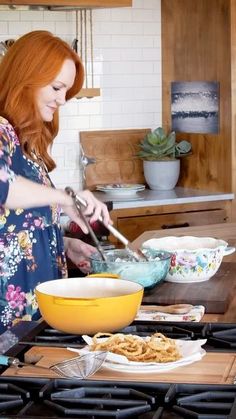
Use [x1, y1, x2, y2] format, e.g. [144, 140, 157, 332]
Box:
[36, 58, 76, 122]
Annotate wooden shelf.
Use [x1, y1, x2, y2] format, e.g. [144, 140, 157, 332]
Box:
[76, 87, 100, 98]
[0, 0, 132, 7]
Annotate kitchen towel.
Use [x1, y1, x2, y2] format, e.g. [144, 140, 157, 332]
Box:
[135, 305, 205, 322]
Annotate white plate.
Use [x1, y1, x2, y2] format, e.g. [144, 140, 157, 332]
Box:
[68, 337, 207, 374]
[102, 349, 206, 373]
[96, 184, 145, 197]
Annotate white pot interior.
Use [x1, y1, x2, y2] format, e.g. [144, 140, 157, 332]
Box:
[35, 277, 143, 298]
[143, 236, 227, 251]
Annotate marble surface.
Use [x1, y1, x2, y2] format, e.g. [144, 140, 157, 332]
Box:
[94, 187, 235, 210]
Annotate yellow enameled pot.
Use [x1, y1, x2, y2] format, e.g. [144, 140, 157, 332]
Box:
[35, 274, 143, 334]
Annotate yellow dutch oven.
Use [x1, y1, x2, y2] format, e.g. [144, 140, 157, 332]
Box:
[35, 274, 144, 335]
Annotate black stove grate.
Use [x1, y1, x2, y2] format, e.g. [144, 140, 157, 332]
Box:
[0, 377, 235, 419]
[15, 320, 236, 353]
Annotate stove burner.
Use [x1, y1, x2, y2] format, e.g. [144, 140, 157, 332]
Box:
[16, 321, 236, 353]
[205, 324, 236, 350]
[0, 377, 235, 418]
[45, 386, 154, 417]
[19, 326, 85, 348]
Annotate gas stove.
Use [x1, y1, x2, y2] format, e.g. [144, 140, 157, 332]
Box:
[3, 319, 235, 357]
[0, 376, 235, 418]
[0, 320, 236, 418]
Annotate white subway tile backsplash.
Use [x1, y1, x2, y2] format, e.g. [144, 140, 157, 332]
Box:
[96, 48, 121, 61]
[121, 101, 143, 114]
[89, 114, 112, 129]
[77, 101, 101, 115]
[66, 115, 90, 130]
[65, 145, 80, 169]
[51, 143, 67, 157]
[8, 21, 32, 34]
[101, 101, 123, 114]
[133, 0, 145, 8]
[142, 47, 161, 61]
[94, 35, 112, 49]
[56, 130, 80, 143]
[0, 0, 161, 190]
[0, 21, 8, 34]
[44, 11, 67, 21]
[111, 113, 134, 128]
[54, 156, 64, 170]
[94, 21, 123, 35]
[110, 8, 133, 21]
[0, 11, 19, 21]
[132, 9, 154, 22]
[120, 48, 143, 61]
[120, 22, 144, 35]
[55, 21, 74, 35]
[20, 11, 44, 21]
[143, 22, 161, 36]
[32, 22, 55, 32]
[60, 100, 78, 116]
[93, 9, 112, 21]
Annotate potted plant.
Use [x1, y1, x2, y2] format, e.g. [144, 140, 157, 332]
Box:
[137, 127, 192, 190]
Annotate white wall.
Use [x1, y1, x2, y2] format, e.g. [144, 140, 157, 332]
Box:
[0, 0, 162, 189]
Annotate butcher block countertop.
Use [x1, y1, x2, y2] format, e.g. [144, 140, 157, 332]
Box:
[3, 346, 236, 385]
[132, 222, 236, 323]
[94, 187, 234, 210]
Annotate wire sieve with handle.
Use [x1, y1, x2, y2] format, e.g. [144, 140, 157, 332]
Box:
[0, 351, 107, 379]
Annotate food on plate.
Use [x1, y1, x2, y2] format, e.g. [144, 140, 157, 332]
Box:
[90, 332, 181, 363]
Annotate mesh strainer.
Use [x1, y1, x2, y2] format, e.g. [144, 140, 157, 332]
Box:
[0, 351, 107, 379]
[50, 351, 108, 378]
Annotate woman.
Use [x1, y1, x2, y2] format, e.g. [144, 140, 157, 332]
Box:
[0, 30, 111, 332]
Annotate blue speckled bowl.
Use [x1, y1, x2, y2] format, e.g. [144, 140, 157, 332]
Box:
[89, 248, 172, 290]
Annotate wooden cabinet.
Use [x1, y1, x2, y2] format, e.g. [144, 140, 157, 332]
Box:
[0, 0, 132, 6]
[161, 0, 236, 220]
[110, 200, 230, 244]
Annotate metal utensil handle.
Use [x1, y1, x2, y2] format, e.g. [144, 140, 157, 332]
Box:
[0, 354, 12, 366]
[65, 187, 129, 247]
[65, 187, 149, 260]
[0, 355, 50, 371]
[65, 187, 107, 261]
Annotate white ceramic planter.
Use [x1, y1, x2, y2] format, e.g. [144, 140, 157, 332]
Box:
[143, 159, 180, 190]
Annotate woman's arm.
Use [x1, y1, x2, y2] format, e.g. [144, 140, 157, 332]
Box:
[5, 176, 112, 233]
[5, 175, 68, 209]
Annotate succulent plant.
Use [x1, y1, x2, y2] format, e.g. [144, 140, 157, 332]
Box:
[137, 127, 192, 161]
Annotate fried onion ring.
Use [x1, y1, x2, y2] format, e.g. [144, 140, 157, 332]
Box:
[90, 332, 181, 363]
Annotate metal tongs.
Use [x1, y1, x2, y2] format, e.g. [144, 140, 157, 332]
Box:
[65, 186, 148, 261]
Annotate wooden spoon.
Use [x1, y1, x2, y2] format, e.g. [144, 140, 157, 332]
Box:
[152, 304, 193, 314]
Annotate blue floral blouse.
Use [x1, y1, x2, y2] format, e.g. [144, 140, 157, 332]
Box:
[0, 116, 67, 333]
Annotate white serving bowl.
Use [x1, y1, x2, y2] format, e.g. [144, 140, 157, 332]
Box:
[142, 236, 235, 283]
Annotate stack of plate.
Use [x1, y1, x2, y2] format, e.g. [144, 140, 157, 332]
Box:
[96, 183, 145, 200]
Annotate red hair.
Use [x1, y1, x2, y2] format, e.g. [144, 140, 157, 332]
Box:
[0, 30, 84, 171]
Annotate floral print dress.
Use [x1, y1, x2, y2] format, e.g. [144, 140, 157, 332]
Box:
[0, 116, 67, 333]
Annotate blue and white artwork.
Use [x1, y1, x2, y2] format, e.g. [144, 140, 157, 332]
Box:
[171, 81, 219, 134]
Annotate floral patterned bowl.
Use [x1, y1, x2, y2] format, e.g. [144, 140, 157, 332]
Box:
[142, 236, 235, 283]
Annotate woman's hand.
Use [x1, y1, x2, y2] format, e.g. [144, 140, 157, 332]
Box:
[76, 190, 111, 225]
[64, 237, 97, 274]
[62, 189, 112, 234]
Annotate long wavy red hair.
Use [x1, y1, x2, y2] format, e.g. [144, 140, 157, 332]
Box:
[0, 30, 84, 171]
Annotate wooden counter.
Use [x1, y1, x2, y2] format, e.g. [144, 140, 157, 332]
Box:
[132, 222, 236, 323]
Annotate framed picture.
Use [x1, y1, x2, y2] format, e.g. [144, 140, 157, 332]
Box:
[171, 81, 219, 134]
